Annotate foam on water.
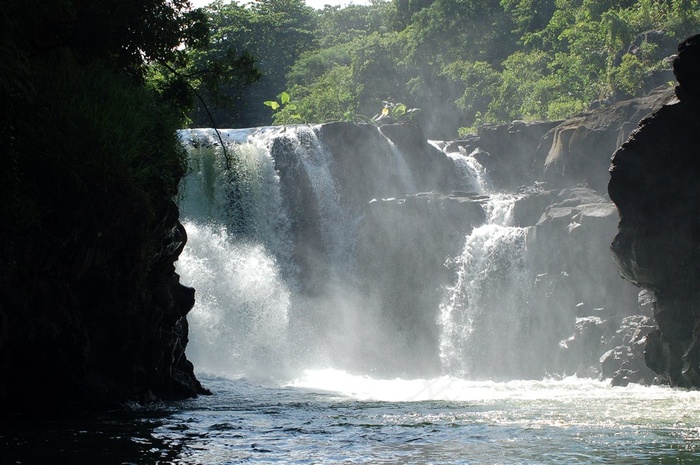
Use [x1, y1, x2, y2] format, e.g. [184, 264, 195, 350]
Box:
[178, 220, 291, 380]
[286, 368, 623, 403]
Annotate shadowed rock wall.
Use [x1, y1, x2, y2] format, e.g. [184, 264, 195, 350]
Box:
[0, 196, 207, 412]
[610, 34, 700, 388]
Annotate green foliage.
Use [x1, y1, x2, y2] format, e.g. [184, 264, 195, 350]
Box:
[375, 101, 421, 122]
[442, 60, 500, 127]
[174, 0, 700, 137]
[186, 0, 316, 127]
[0, 0, 199, 296]
[4, 0, 209, 80]
[8, 62, 188, 239]
[316, 3, 394, 47]
[611, 53, 649, 97]
[287, 65, 358, 123]
[264, 91, 304, 124]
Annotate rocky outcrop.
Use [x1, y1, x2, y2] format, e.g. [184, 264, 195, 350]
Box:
[516, 187, 641, 378]
[267, 123, 484, 375]
[609, 34, 700, 388]
[474, 120, 561, 190]
[540, 87, 674, 193]
[436, 82, 679, 382]
[354, 192, 487, 376]
[312, 94, 669, 381]
[0, 198, 208, 412]
[443, 88, 675, 196]
[269, 122, 465, 297]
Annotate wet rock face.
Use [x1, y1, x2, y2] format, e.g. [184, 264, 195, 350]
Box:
[354, 192, 487, 376]
[538, 87, 674, 194]
[450, 90, 674, 196]
[609, 34, 700, 387]
[522, 187, 641, 378]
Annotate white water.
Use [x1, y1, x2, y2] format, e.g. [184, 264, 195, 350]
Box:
[176, 127, 578, 382]
[438, 150, 533, 379]
[177, 221, 291, 379]
[6, 372, 700, 463]
[179, 127, 375, 380]
[1, 128, 693, 465]
[378, 126, 418, 194]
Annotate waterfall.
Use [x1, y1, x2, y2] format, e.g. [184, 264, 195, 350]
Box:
[177, 125, 422, 379]
[279, 126, 357, 268]
[177, 124, 591, 382]
[446, 149, 488, 195]
[177, 128, 293, 379]
[378, 126, 418, 195]
[439, 152, 535, 379]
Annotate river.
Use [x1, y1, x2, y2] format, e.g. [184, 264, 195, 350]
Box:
[3, 373, 700, 464]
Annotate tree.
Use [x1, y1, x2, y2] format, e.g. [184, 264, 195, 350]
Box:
[188, 0, 316, 127]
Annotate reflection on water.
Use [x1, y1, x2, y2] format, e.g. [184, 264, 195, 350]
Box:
[4, 375, 700, 464]
[0, 409, 179, 464]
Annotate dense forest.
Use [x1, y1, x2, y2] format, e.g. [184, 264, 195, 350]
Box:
[182, 0, 700, 138]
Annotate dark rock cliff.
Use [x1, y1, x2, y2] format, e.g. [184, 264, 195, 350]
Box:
[609, 34, 700, 388]
[0, 191, 207, 413]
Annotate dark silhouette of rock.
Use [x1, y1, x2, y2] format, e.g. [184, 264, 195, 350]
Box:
[609, 34, 700, 387]
[0, 198, 208, 412]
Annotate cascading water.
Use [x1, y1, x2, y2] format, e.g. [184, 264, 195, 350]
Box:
[177, 125, 600, 382]
[10, 125, 698, 464]
[439, 204, 532, 378]
[378, 126, 418, 195]
[177, 125, 416, 379]
[437, 150, 536, 379]
[177, 128, 294, 379]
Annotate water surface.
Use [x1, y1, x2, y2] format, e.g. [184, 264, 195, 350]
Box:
[5, 373, 699, 464]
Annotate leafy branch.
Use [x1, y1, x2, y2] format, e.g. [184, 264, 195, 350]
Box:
[264, 91, 303, 124]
